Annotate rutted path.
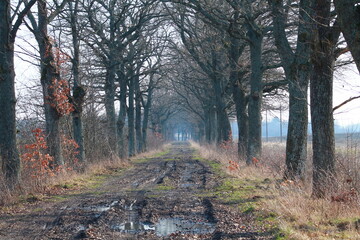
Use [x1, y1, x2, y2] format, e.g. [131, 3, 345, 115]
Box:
[0, 142, 276, 239]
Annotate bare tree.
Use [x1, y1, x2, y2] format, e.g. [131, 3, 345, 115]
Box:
[310, 0, 341, 198]
[268, 0, 313, 181]
[0, 0, 37, 188]
[334, 0, 360, 73]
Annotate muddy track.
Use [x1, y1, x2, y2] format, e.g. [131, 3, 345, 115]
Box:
[0, 142, 275, 240]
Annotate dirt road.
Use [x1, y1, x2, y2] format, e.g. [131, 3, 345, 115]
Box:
[0, 142, 276, 239]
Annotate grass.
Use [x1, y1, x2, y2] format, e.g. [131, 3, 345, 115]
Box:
[154, 185, 174, 191]
[191, 141, 360, 240]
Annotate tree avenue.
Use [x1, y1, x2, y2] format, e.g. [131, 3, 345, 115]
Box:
[1, 0, 360, 199]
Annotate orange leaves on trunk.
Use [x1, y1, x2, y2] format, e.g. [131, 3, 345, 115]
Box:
[46, 39, 74, 116]
[49, 78, 74, 116]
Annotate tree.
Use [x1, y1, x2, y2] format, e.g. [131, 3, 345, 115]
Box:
[0, 0, 37, 188]
[26, 0, 73, 167]
[268, 0, 313, 181]
[334, 0, 360, 73]
[67, 0, 86, 164]
[310, 0, 341, 198]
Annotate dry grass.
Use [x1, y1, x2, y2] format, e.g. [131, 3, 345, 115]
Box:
[191, 141, 360, 240]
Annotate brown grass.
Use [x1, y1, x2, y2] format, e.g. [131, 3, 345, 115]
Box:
[191, 141, 360, 240]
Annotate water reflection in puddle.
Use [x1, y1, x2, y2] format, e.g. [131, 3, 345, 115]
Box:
[112, 218, 216, 236]
[156, 218, 216, 236]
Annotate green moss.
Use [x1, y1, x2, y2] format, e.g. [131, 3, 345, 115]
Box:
[272, 230, 288, 240]
[155, 185, 174, 191]
[243, 204, 256, 214]
[152, 149, 170, 158]
[192, 156, 203, 160]
[32, 208, 44, 212]
[133, 158, 150, 163]
[49, 195, 71, 202]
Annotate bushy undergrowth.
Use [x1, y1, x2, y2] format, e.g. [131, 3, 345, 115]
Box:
[191, 141, 360, 239]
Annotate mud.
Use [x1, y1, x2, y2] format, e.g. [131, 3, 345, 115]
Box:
[0, 142, 275, 239]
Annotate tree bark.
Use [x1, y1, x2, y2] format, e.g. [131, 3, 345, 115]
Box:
[117, 68, 128, 159]
[128, 74, 135, 156]
[0, 1, 19, 188]
[228, 29, 248, 159]
[135, 75, 142, 153]
[247, 24, 263, 164]
[211, 50, 231, 144]
[333, 0, 360, 73]
[104, 59, 118, 156]
[269, 0, 313, 180]
[232, 80, 248, 159]
[142, 76, 154, 152]
[311, 0, 338, 198]
[37, 0, 64, 167]
[69, 1, 85, 164]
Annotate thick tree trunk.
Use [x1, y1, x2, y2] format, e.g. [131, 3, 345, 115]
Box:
[0, 1, 20, 188]
[142, 86, 153, 152]
[135, 75, 142, 153]
[117, 69, 128, 159]
[233, 84, 248, 159]
[311, 0, 337, 198]
[228, 34, 248, 159]
[128, 75, 135, 156]
[247, 25, 263, 164]
[69, 1, 85, 164]
[104, 60, 118, 156]
[311, 58, 335, 197]
[38, 0, 64, 167]
[285, 72, 309, 180]
[269, 0, 312, 180]
[204, 108, 217, 144]
[334, 0, 360, 73]
[211, 50, 231, 144]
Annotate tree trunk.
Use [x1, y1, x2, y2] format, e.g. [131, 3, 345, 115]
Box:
[211, 50, 231, 144]
[135, 75, 142, 153]
[311, 58, 336, 198]
[228, 33, 248, 159]
[334, 0, 360, 73]
[311, 0, 338, 198]
[247, 25, 263, 164]
[0, 1, 20, 188]
[128, 74, 135, 156]
[38, 0, 64, 167]
[104, 60, 118, 156]
[268, 0, 312, 179]
[117, 69, 128, 159]
[285, 71, 309, 180]
[69, 1, 85, 164]
[233, 83, 248, 160]
[142, 82, 153, 152]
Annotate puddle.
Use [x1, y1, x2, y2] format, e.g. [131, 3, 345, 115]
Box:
[78, 201, 119, 212]
[112, 217, 216, 236]
[112, 221, 156, 233]
[156, 218, 216, 236]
